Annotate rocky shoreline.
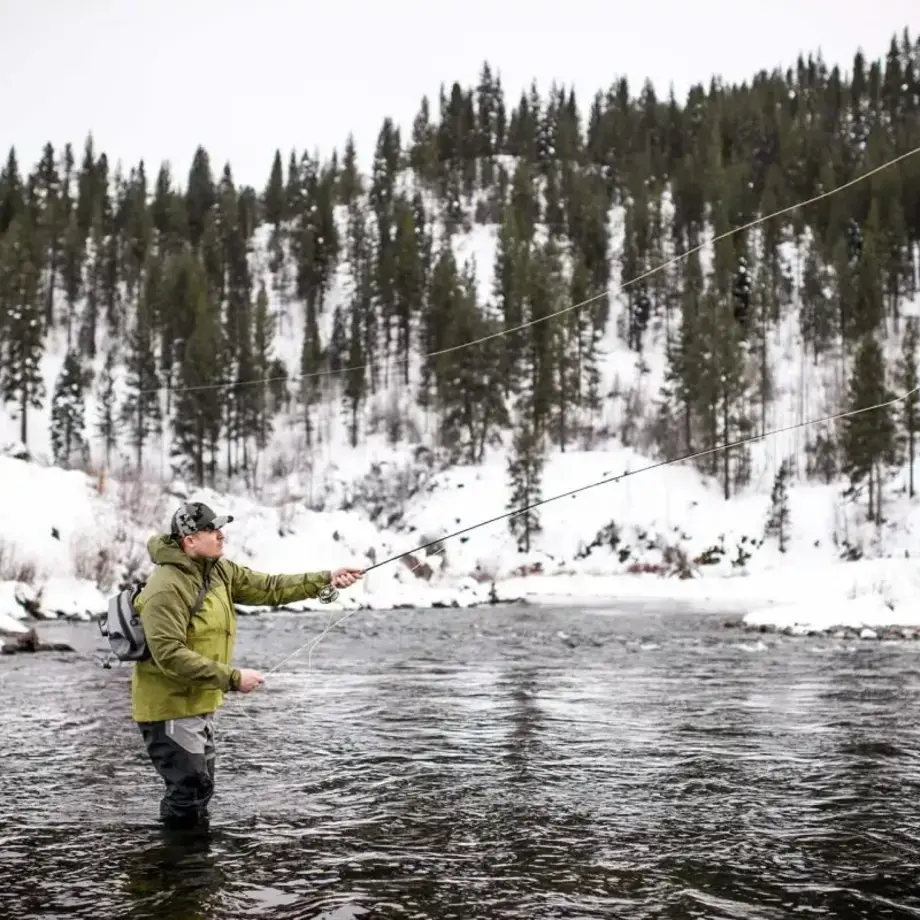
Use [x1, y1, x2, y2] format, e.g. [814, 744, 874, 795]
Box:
[733, 620, 920, 641]
[0, 626, 75, 655]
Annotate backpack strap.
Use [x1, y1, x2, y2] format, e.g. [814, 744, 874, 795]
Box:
[189, 576, 209, 619]
[160, 562, 212, 625]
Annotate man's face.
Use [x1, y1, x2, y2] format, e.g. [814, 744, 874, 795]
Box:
[183, 526, 225, 560]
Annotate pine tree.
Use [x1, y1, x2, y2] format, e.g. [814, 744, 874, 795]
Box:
[95, 347, 119, 469]
[0, 147, 25, 235]
[882, 193, 911, 325]
[251, 283, 276, 450]
[748, 253, 775, 436]
[832, 237, 857, 343]
[298, 302, 322, 448]
[525, 238, 562, 440]
[432, 263, 508, 463]
[264, 150, 286, 227]
[509, 159, 538, 242]
[392, 198, 423, 386]
[492, 206, 529, 395]
[171, 256, 225, 486]
[506, 406, 544, 553]
[799, 239, 836, 361]
[344, 282, 367, 448]
[32, 142, 65, 328]
[79, 207, 106, 358]
[49, 352, 87, 469]
[121, 275, 162, 471]
[694, 287, 751, 498]
[0, 217, 45, 448]
[122, 162, 153, 301]
[186, 146, 216, 248]
[852, 203, 884, 339]
[764, 458, 792, 552]
[896, 316, 920, 498]
[75, 134, 100, 237]
[567, 252, 602, 437]
[840, 334, 897, 523]
[230, 293, 260, 476]
[409, 96, 439, 185]
[660, 252, 705, 458]
[338, 135, 361, 205]
[418, 244, 459, 411]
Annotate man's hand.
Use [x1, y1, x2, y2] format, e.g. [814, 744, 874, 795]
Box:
[237, 669, 264, 693]
[331, 566, 363, 589]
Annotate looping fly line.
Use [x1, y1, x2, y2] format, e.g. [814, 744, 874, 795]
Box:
[142, 145, 920, 399]
[244, 383, 920, 692]
[224, 142, 920, 695]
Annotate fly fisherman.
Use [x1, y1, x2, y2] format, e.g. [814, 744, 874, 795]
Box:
[132, 500, 363, 829]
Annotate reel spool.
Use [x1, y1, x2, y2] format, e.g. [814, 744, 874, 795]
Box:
[318, 584, 339, 604]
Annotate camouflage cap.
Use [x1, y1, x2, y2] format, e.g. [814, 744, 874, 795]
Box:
[170, 501, 234, 538]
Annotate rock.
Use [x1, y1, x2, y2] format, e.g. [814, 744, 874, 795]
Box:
[0, 627, 74, 655]
[0, 440, 30, 461]
[735, 622, 920, 641]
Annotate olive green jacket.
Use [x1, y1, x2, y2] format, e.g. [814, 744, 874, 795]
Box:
[131, 534, 331, 723]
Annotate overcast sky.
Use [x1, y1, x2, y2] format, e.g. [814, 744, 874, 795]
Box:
[1, 0, 916, 189]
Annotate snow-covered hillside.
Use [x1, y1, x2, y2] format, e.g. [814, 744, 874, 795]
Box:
[3, 146, 920, 644]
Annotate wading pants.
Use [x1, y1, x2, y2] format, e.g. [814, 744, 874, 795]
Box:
[137, 714, 216, 827]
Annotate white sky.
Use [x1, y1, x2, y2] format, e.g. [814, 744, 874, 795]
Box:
[1, 0, 916, 190]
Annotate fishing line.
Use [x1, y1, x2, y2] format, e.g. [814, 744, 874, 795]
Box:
[242, 382, 920, 692]
[121, 143, 920, 710]
[229, 143, 920, 692]
[137, 145, 920, 399]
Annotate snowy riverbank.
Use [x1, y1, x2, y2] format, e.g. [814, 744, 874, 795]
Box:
[5, 435, 920, 652]
[5, 554, 920, 652]
[498, 557, 920, 639]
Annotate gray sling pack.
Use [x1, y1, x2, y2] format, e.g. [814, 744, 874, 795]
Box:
[99, 576, 210, 663]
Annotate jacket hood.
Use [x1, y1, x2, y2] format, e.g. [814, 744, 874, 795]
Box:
[147, 533, 200, 573]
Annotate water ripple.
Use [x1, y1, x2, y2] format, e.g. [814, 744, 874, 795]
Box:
[2, 604, 920, 918]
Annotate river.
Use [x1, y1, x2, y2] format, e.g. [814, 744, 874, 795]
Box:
[2, 602, 920, 919]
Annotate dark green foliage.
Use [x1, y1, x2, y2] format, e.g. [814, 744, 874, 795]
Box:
[50, 351, 87, 469]
[895, 317, 920, 497]
[0, 29, 916, 531]
[95, 347, 120, 469]
[170, 254, 225, 486]
[506, 406, 544, 553]
[764, 458, 792, 552]
[121, 263, 162, 470]
[0, 215, 45, 445]
[840, 334, 897, 523]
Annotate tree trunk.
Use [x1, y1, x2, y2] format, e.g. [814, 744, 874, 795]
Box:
[909, 424, 915, 499]
[722, 390, 730, 501]
[19, 388, 28, 446]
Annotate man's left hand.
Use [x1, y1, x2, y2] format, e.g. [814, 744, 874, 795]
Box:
[331, 566, 364, 589]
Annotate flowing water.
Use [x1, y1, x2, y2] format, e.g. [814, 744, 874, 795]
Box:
[3, 602, 920, 919]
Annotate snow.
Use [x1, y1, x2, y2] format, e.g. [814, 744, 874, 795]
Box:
[2, 174, 920, 647]
[2, 438, 920, 642]
[0, 582, 32, 647]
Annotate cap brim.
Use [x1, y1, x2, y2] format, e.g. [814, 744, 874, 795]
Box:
[212, 515, 234, 529]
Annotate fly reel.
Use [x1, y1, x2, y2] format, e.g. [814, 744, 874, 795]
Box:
[318, 584, 339, 604]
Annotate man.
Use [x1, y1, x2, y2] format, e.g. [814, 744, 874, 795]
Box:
[132, 500, 363, 828]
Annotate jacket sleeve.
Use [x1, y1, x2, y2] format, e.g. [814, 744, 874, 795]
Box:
[141, 587, 239, 691]
[227, 562, 331, 607]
